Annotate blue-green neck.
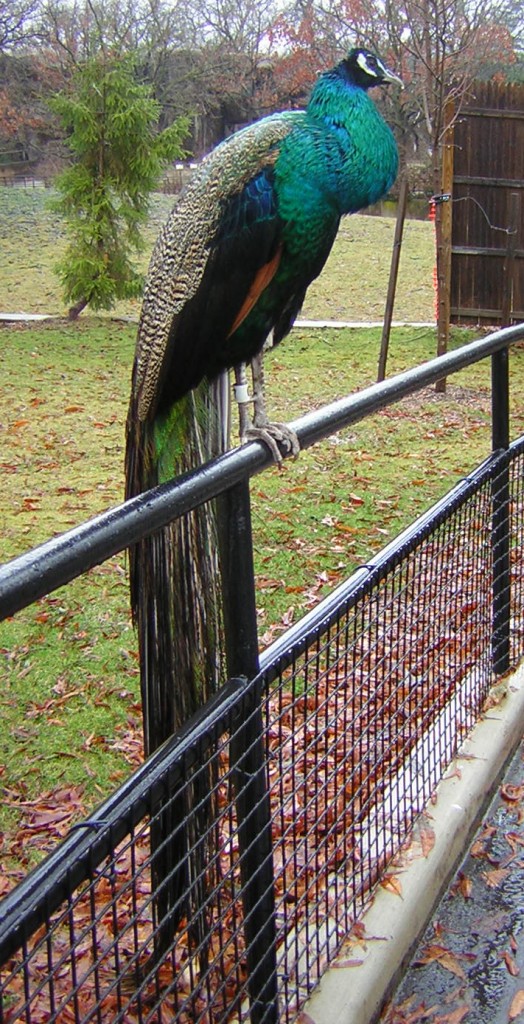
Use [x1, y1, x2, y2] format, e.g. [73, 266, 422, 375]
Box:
[307, 65, 366, 119]
[305, 69, 399, 211]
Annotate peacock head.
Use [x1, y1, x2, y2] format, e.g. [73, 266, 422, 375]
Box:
[342, 48, 403, 90]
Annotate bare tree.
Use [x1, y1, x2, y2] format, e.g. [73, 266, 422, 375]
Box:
[36, 0, 186, 65]
[175, 0, 283, 125]
[33, 0, 277, 145]
[311, 0, 518, 172]
[0, 0, 40, 50]
[184, 0, 279, 60]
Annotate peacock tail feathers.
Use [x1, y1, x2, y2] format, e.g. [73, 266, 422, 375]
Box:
[125, 376, 227, 958]
[126, 377, 227, 755]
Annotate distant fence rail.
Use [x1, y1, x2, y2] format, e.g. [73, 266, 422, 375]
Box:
[1, 323, 524, 1024]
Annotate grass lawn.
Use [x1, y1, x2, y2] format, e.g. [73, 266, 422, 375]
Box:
[1, 186, 523, 879]
[1, 185, 435, 322]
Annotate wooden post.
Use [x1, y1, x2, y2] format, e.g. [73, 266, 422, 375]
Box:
[501, 192, 520, 326]
[377, 176, 409, 382]
[435, 97, 454, 393]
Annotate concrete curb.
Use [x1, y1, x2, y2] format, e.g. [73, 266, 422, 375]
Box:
[304, 663, 524, 1024]
[0, 313, 436, 329]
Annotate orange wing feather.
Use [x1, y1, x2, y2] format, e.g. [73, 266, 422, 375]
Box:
[228, 245, 283, 337]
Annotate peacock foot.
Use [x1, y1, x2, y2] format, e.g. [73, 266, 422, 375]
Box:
[242, 421, 300, 465]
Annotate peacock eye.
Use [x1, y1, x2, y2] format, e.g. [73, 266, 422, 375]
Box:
[357, 52, 378, 78]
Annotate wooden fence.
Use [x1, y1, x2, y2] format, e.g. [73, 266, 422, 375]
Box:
[450, 80, 524, 325]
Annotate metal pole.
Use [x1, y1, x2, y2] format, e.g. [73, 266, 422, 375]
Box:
[491, 347, 511, 674]
[217, 480, 279, 1024]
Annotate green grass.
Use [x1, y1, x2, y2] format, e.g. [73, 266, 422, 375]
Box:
[1, 186, 523, 875]
[0, 321, 140, 870]
[1, 186, 435, 322]
[251, 327, 524, 634]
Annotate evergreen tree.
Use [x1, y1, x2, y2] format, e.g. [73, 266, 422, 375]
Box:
[51, 56, 189, 318]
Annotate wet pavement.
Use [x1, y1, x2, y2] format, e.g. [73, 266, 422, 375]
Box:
[379, 740, 524, 1024]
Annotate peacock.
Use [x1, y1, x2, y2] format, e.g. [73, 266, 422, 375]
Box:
[125, 46, 401, 955]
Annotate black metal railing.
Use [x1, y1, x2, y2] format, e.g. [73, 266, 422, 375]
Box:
[1, 323, 524, 1024]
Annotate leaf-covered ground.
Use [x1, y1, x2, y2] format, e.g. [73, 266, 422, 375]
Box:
[1, 186, 524, 889]
[3, 319, 524, 887]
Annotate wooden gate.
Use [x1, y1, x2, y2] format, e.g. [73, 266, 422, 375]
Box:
[450, 80, 524, 324]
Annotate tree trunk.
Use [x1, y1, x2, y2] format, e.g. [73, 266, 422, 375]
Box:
[68, 297, 89, 320]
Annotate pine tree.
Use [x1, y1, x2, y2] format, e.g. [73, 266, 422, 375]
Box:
[51, 57, 189, 318]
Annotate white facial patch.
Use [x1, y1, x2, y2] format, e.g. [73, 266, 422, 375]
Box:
[357, 52, 381, 78]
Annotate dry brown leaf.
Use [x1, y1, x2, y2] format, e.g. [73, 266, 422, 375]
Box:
[457, 873, 473, 899]
[501, 784, 524, 804]
[437, 952, 467, 981]
[502, 951, 519, 977]
[470, 839, 487, 859]
[509, 990, 524, 1020]
[420, 826, 436, 858]
[380, 874, 403, 897]
[438, 1006, 470, 1024]
[416, 942, 448, 965]
[483, 867, 511, 889]
[416, 944, 467, 980]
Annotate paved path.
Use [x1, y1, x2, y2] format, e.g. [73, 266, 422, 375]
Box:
[380, 740, 524, 1024]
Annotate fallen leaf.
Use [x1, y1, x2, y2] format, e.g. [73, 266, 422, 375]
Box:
[333, 958, 365, 968]
[501, 784, 524, 804]
[420, 825, 436, 858]
[380, 874, 403, 897]
[435, 952, 467, 981]
[470, 839, 487, 859]
[509, 990, 524, 1020]
[456, 873, 473, 899]
[438, 1006, 470, 1024]
[502, 950, 519, 977]
[349, 921, 367, 941]
[483, 867, 510, 889]
[507, 833, 524, 853]
[416, 944, 467, 980]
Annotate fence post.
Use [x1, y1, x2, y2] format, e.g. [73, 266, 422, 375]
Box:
[435, 97, 455, 393]
[377, 175, 408, 382]
[217, 479, 279, 1024]
[502, 192, 520, 327]
[491, 347, 511, 674]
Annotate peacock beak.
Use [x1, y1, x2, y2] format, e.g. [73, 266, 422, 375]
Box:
[382, 67, 404, 89]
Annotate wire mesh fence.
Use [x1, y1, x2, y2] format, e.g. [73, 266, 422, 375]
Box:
[260, 456, 497, 1014]
[510, 449, 524, 662]
[2, 428, 524, 1024]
